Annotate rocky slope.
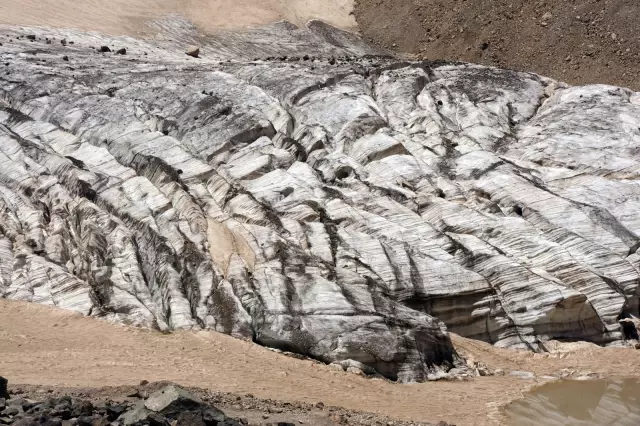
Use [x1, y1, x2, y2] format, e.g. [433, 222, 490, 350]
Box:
[0, 19, 639, 383]
[354, 0, 640, 90]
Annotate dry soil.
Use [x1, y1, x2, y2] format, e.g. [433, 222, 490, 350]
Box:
[354, 0, 640, 90]
[3, 300, 640, 425]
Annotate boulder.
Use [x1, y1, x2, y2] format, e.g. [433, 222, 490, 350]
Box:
[118, 404, 154, 425]
[106, 403, 128, 421]
[185, 46, 200, 58]
[144, 386, 203, 417]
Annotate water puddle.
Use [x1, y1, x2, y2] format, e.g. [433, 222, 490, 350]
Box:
[503, 378, 640, 425]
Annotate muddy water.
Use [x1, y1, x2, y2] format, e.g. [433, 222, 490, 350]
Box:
[503, 378, 640, 425]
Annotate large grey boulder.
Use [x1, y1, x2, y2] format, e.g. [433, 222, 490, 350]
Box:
[0, 17, 639, 382]
[145, 385, 203, 416]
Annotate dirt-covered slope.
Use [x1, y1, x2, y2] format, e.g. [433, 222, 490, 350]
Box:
[354, 0, 640, 90]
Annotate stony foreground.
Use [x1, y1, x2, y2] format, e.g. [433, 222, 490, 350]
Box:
[2, 378, 244, 426]
[0, 376, 438, 426]
[0, 18, 639, 382]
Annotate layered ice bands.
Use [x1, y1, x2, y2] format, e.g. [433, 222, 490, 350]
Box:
[1, 21, 639, 383]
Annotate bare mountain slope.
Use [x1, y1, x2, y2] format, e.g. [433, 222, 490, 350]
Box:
[354, 0, 640, 90]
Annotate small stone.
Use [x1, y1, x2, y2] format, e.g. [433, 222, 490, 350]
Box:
[493, 369, 505, 376]
[541, 12, 553, 21]
[26, 35, 36, 40]
[62, 56, 69, 61]
[611, 33, 617, 40]
[71, 400, 93, 417]
[346, 367, 364, 376]
[3, 406, 18, 416]
[509, 371, 535, 379]
[60, 39, 67, 46]
[98, 46, 111, 53]
[186, 46, 200, 58]
[315, 402, 325, 409]
[116, 48, 126, 55]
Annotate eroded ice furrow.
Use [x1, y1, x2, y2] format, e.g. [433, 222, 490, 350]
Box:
[1, 21, 640, 382]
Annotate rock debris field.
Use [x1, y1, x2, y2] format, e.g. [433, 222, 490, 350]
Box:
[0, 9, 640, 417]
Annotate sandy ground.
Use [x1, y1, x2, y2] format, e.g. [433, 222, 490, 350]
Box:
[0, 0, 355, 36]
[2, 300, 640, 425]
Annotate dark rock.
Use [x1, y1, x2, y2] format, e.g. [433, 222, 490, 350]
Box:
[116, 48, 126, 55]
[139, 380, 149, 386]
[147, 413, 171, 426]
[176, 411, 205, 426]
[74, 415, 104, 426]
[98, 46, 111, 53]
[62, 56, 69, 61]
[202, 407, 226, 425]
[60, 39, 67, 46]
[185, 46, 200, 58]
[70, 401, 93, 417]
[0, 377, 8, 399]
[3, 406, 19, 416]
[50, 404, 71, 420]
[106, 404, 127, 421]
[26, 35, 36, 40]
[0, 398, 5, 412]
[19, 400, 36, 412]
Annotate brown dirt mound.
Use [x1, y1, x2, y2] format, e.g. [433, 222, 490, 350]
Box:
[354, 0, 640, 90]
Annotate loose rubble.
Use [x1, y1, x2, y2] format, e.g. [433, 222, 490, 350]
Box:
[0, 378, 444, 426]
